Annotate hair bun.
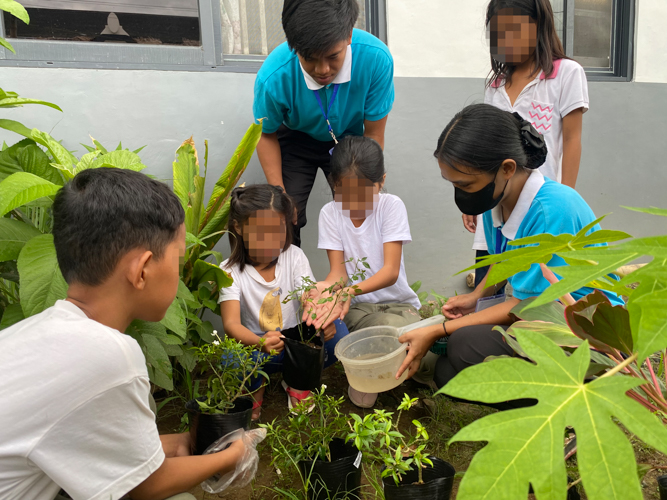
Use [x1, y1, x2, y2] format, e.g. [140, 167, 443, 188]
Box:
[511, 112, 548, 170]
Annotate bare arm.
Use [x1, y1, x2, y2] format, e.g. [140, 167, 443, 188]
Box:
[256, 132, 284, 188]
[348, 241, 402, 296]
[560, 108, 584, 189]
[364, 116, 388, 150]
[129, 439, 244, 500]
[221, 301, 264, 347]
[323, 249, 349, 286]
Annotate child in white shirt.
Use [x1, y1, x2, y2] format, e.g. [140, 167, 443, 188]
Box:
[219, 184, 348, 420]
[315, 136, 425, 408]
[469, 0, 589, 282]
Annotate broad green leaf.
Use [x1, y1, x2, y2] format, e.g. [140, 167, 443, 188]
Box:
[176, 279, 196, 302]
[17, 144, 63, 184]
[191, 258, 233, 290]
[564, 290, 633, 353]
[177, 348, 198, 372]
[442, 330, 667, 500]
[185, 231, 206, 249]
[623, 206, 667, 217]
[17, 234, 68, 317]
[0, 97, 61, 112]
[90, 149, 146, 172]
[510, 297, 567, 325]
[0, 119, 32, 139]
[31, 129, 76, 171]
[0, 36, 15, 54]
[410, 281, 422, 293]
[0, 138, 34, 181]
[172, 138, 200, 212]
[0, 0, 30, 24]
[0, 218, 41, 261]
[0, 172, 60, 216]
[142, 334, 173, 390]
[505, 321, 584, 348]
[199, 122, 261, 240]
[198, 199, 231, 245]
[627, 288, 667, 360]
[196, 320, 215, 343]
[74, 150, 101, 172]
[0, 303, 24, 329]
[159, 299, 187, 339]
[200, 250, 224, 266]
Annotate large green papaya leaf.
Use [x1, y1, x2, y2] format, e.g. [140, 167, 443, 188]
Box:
[564, 290, 633, 354]
[199, 122, 262, 241]
[0, 171, 60, 216]
[442, 330, 667, 500]
[510, 297, 567, 325]
[0, 217, 41, 261]
[17, 234, 68, 317]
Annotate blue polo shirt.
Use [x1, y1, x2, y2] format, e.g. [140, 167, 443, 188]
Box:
[483, 172, 623, 305]
[253, 29, 394, 142]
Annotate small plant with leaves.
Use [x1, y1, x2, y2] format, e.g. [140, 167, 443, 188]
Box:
[282, 257, 368, 344]
[410, 281, 448, 318]
[190, 331, 272, 414]
[347, 394, 433, 486]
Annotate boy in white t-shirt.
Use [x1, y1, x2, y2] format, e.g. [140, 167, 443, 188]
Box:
[311, 136, 431, 408]
[0, 169, 251, 500]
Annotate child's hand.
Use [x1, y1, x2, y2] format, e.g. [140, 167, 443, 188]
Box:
[462, 214, 477, 233]
[321, 321, 337, 342]
[309, 287, 353, 331]
[442, 292, 478, 319]
[261, 330, 284, 354]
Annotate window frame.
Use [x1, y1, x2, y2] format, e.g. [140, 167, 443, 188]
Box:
[562, 0, 635, 82]
[0, 0, 387, 72]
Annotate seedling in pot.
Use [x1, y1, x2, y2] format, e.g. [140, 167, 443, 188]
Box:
[347, 394, 433, 486]
[282, 257, 368, 345]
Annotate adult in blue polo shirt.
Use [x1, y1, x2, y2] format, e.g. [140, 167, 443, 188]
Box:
[253, 0, 394, 246]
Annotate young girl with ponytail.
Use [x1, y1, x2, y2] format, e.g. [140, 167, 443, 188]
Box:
[397, 104, 621, 396]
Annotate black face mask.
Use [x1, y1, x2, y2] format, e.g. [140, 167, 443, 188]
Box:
[454, 173, 508, 216]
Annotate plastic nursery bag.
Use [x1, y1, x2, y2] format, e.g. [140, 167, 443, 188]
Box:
[200, 427, 267, 494]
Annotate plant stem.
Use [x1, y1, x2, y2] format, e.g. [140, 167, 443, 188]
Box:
[600, 352, 639, 378]
[645, 358, 663, 397]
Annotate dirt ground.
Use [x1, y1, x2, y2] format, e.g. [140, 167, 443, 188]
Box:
[157, 363, 667, 500]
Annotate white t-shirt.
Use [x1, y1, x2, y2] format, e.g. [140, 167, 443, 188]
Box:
[0, 300, 164, 500]
[219, 245, 315, 335]
[318, 193, 421, 310]
[475, 58, 589, 250]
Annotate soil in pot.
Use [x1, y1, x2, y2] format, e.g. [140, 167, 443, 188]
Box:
[382, 456, 455, 500]
[186, 396, 253, 455]
[282, 323, 325, 391]
[298, 438, 362, 500]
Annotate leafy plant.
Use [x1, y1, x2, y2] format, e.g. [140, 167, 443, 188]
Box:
[440, 207, 667, 500]
[410, 280, 448, 318]
[0, 0, 29, 54]
[282, 257, 368, 343]
[190, 331, 271, 414]
[347, 394, 432, 486]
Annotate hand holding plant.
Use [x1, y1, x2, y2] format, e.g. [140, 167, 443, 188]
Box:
[261, 330, 284, 354]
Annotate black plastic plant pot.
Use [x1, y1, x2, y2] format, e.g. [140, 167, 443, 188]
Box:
[382, 457, 455, 500]
[185, 396, 253, 455]
[298, 438, 362, 500]
[658, 474, 667, 500]
[282, 337, 325, 391]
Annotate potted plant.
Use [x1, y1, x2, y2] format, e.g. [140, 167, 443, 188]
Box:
[261, 386, 363, 500]
[280, 258, 368, 391]
[186, 332, 271, 455]
[347, 394, 456, 500]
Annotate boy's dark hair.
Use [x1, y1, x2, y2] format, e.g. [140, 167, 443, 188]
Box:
[52, 168, 185, 286]
[486, 0, 568, 88]
[329, 136, 385, 188]
[434, 104, 547, 174]
[282, 0, 359, 59]
[227, 184, 294, 272]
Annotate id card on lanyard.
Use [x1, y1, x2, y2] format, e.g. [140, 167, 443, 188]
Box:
[313, 84, 339, 155]
[475, 227, 507, 313]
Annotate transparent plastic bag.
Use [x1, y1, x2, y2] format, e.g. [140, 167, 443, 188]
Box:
[200, 427, 267, 494]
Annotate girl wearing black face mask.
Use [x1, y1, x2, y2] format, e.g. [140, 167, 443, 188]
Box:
[395, 104, 623, 407]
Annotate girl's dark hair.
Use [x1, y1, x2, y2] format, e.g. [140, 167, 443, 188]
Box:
[329, 136, 385, 188]
[486, 0, 568, 88]
[434, 104, 548, 174]
[227, 184, 294, 272]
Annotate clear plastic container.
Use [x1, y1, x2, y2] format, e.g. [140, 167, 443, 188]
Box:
[334, 315, 445, 393]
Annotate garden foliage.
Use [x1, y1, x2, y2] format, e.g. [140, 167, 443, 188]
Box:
[441, 208, 667, 500]
[0, 0, 28, 53]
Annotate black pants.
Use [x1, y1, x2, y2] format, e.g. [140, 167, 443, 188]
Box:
[278, 125, 335, 247]
[434, 324, 536, 411]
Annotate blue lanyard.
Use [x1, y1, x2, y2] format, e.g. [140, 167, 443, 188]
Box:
[496, 227, 508, 255]
[313, 84, 340, 144]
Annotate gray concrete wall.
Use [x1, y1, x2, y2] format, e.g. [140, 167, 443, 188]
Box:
[2, 68, 666, 304]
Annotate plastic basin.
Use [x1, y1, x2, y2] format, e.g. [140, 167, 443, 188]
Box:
[335, 315, 445, 393]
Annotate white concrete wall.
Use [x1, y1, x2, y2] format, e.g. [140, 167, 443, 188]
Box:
[387, 0, 667, 83]
[635, 0, 667, 83]
[387, 0, 490, 78]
